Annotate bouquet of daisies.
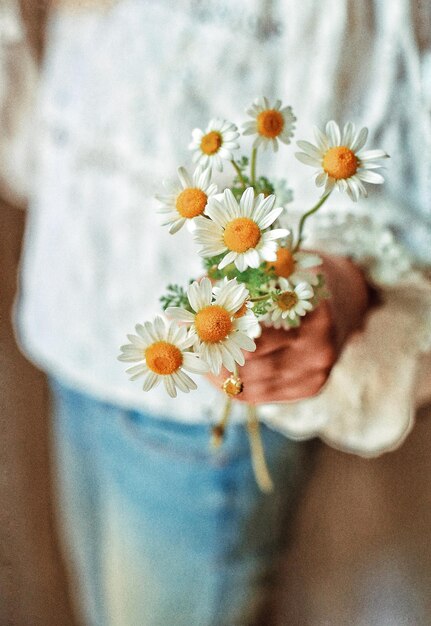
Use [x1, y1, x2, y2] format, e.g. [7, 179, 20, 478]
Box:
[119, 97, 388, 490]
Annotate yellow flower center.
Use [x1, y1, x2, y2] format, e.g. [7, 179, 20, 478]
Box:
[222, 375, 244, 397]
[145, 341, 183, 375]
[195, 305, 233, 343]
[176, 188, 208, 219]
[234, 302, 248, 319]
[223, 217, 261, 253]
[200, 131, 222, 155]
[267, 248, 295, 278]
[276, 291, 298, 311]
[257, 109, 284, 138]
[322, 146, 358, 180]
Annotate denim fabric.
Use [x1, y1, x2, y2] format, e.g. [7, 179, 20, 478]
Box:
[50, 379, 307, 626]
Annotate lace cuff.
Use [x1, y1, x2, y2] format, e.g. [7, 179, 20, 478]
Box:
[259, 212, 431, 457]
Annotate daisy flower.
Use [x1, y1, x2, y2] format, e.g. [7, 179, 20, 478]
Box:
[266, 232, 322, 286]
[189, 119, 240, 171]
[213, 278, 262, 339]
[265, 279, 314, 330]
[118, 317, 208, 398]
[242, 97, 296, 152]
[193, 187, 289, 272]
[295, 121, 389, 201]
[166, 277, 256, 375]
[155, 165, 218, 234]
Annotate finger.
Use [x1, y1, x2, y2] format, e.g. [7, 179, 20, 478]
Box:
[237, 369, 330, 404]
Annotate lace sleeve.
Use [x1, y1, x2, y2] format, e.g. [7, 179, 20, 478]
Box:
[259, 211, 431, 457]
[0, 1, 38, 206]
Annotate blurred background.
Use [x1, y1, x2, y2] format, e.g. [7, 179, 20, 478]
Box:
[2, 2, 431, 625]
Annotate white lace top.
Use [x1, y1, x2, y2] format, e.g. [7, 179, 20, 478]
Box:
[3, 0, 431, 454]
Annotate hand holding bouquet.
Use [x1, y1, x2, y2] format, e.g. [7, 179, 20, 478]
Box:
[119, 97, 388, 490]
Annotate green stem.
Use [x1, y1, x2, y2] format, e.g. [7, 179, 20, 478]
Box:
[246, 405, 273, 493]
[294, 192, 331, 252]
[231, 160, 247, 189]
[211, 396, 232, 449]
[250, 147, 258, 187]
[249, 294, 271, 303]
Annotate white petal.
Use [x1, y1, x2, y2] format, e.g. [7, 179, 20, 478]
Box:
[177, 331, 196, 350]
[191, 128, 204, 142]
[143, 372, 160, 392]
[170, 371, 190, 393]
[296, 140, 322, 159]
[326, 121, 341, 146]
[295, 283, 314, 299]
[244, 248, 261, 268]
[188, 279, 210, 312]
[126, 363, 148, 381]
[139, 325, 156, 346]
[259, 243, 277, 262]
[165, 307, 195, 323]
[138, 322, 157, 343]
[230, 331, 256, 352]
[224, 188, 240, 217]
[203, 343, 223, 375]
[360, 161, 384, 170]
[301, 300, 314, 311]
[199, 246, 227, 258]
[176, 369, 197, 391]
[239, 187, 255, 216]
[263, 228, 289, 241]
[324, 177, 335, 195]
[271, 308, 282, 321]
[315, 171, 327, 187]
[338, 179, 348, 193]
[234, 253, 248, 272]
[168, 218, 186, 234]
[313, 126, 329, 151]
[219, 343, 236, 372]
[218, 250, 238, 270]
[257, 206, 283, 230]
[205, 202, 230, 228]
[164, 375, 177, 398]
[135, 324, 154, 346]
[126, 333, 147, 348]
[346, 177, 360, 202]
[118, 353, 143, 363]
[253, 135, 265, 150]
[342, 122, 355, 146]
[351, 126, 368, 152]
[358, 149, 388, 161]
[182, 352, 209, 373]
[177, 166, 192, 188]
[355, 176, 368, 195]
[153, 316, 166, 340]
[214, 278, 247, 311]
[357, 170, 385, 184]
[295, 152, 321, 167]
[221, 337, 245, 365]
[252, 194, 276, 225]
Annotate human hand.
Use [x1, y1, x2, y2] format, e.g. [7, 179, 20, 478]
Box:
[207, 254, 370, 404]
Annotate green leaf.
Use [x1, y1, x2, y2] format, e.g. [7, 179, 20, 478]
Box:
[160, 283, 193, 312]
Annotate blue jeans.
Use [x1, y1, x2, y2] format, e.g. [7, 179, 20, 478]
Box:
[50, 378, 308, 626]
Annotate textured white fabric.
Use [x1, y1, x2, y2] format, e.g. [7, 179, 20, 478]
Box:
[3, 1, 431, 451]
[0, 0, 38, 205]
